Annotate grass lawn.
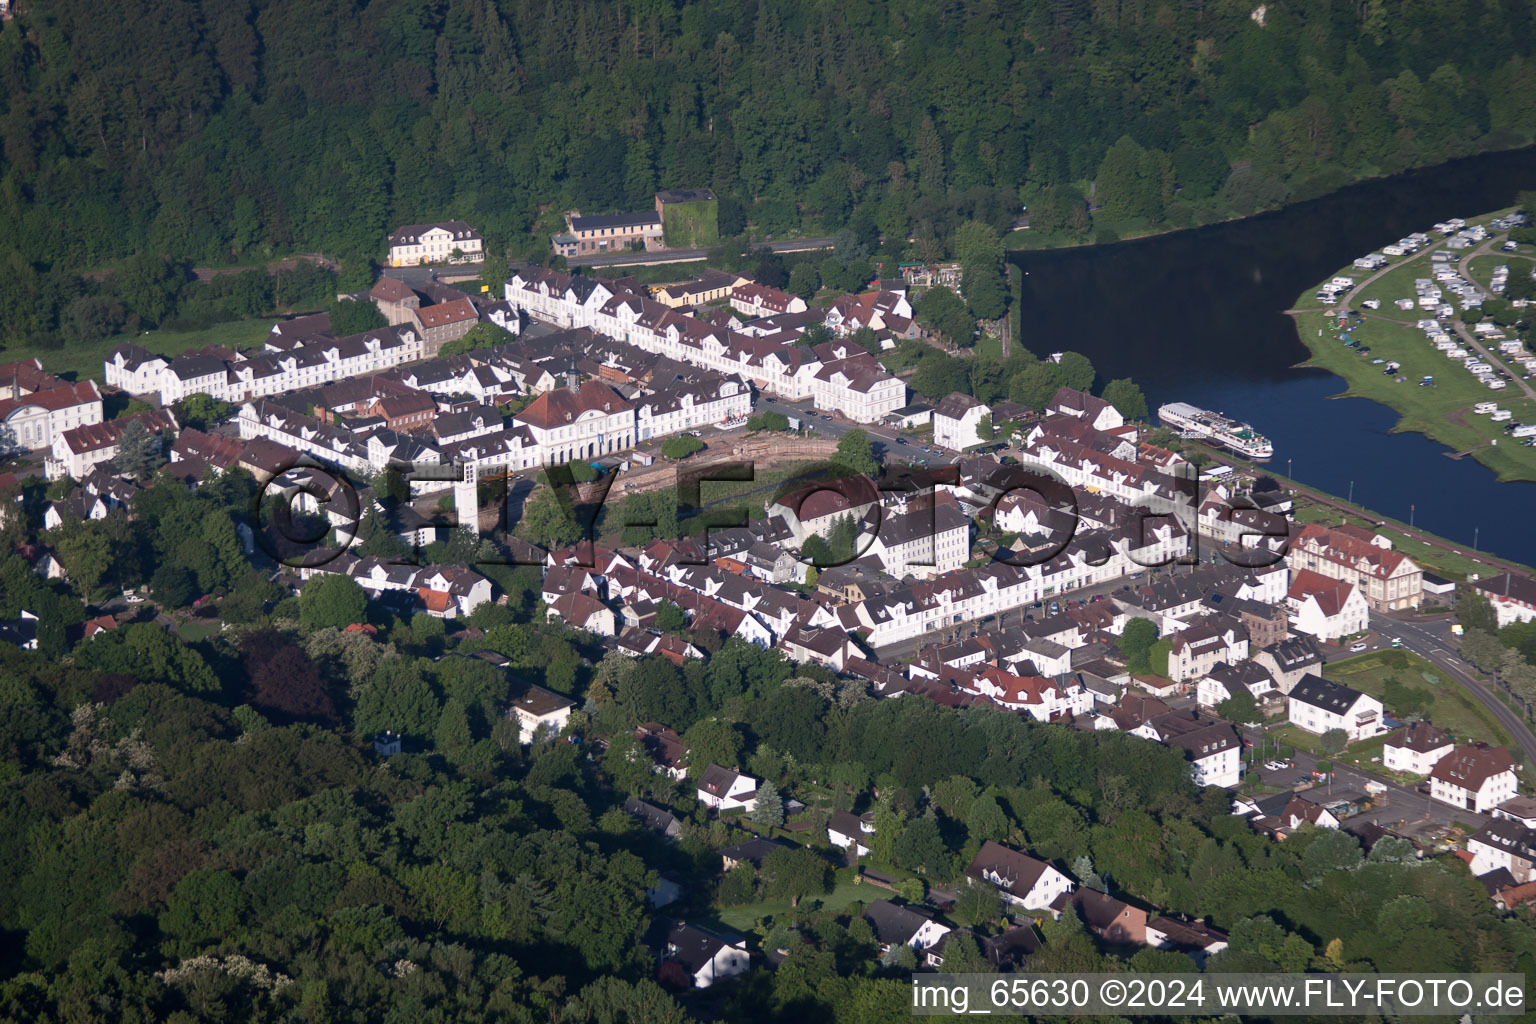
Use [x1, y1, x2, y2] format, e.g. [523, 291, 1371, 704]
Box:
[13, 319, 274, 385]
[1327, 650, 1517, 751]
[1291, 307, 1536, 483]
[1465, 253, 1536, 292]
[713, 876, 873, 931]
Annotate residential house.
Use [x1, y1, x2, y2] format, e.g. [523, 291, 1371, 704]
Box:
[507, 682, 574, 744]
[1286, 568, 1369, 641]
[1430, 744, 1519, 812]
[1072, 889, 1149, 945]
[554, 210, 664, 258]
[828, 811, 876, 858]
[933, 393, 991, 451]
[697, 764, 758, 812]
[1046, 387, 1126, 431]
[625, 797, 682, 839]
[1139, 710, 1243, 788]
[1383, 721, 1454, 776]
[1253, 636, 1324, 694]
[719, 837, 782, 871]
[1287, 675, 1384, 742]
[1470, 573, 1536, 627]
[1468, 817, 1536, 882]
[1197, 661, 1279, 714]
[0, 379, 103, 454]
[1146, 917, 1228, 964]
[47, 409, 178, 481]
[1166, 623, 1247, 682]
[863, 900, 952, 954]
[966, 840, 1075, 910]
[648, 919, 750, 989]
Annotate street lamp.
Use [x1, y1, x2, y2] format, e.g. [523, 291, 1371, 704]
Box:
[1475, 526, 1480, 551]
[1287, 457, 1292, 479]
[1348, 480, 1354, 505]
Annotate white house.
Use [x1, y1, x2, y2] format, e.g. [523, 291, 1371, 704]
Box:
[1430, 744, 1519, 812]
[1287, 675, 1384, 742]
[508, 683, 574, 744]
[1470, 573, 1536, 628]
[1046, 387, 1125, 431]
[863, 899, 951, 953]
[1286, 569, 1369, 641]
[1138, 710, 1243, 788]
[388, 221, 484, 266]
[1467, 817, 1536, 882]
[966, 841, 1074, 910]
[696, 764, 758, 812]
[1382, 721, 1454, 776]
[651, 919, 751, 989]
[827, 810, 875, 857]
[932, 392, 991, 451]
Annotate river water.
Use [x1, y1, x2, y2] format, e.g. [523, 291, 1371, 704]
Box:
[1010, 146, 1536, 568]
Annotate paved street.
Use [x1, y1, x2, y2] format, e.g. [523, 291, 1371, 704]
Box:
[753, 396, 956, 468]
[576, 236, 838, 269]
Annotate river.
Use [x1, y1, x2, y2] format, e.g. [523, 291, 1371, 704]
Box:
[1010, 145, 1536, 569]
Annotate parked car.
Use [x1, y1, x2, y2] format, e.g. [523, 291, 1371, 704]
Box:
[1350, 641, 1368, 652]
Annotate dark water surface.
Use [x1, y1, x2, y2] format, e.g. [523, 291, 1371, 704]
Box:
[1010, 146, 1536, 566]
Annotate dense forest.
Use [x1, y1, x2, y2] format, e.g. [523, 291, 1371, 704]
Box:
[6, 0, 1536, 344]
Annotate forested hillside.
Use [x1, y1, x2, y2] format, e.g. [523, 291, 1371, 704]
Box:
[5, 0, 1536, 344]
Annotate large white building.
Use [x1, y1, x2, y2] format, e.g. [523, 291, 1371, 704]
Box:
[1287, 675, 1384, 742]
[1430, 744, 1519, 812]
[933, 392, 991, 451]
[0, 378, 103, 455]
[388, 221, 484, 267]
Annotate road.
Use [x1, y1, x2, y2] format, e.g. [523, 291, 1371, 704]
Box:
[575, 237, 838, 269]
[1368, 610, 1536, 768]
[1240, 723, 1491, 832]
[753, 396, 956, 469]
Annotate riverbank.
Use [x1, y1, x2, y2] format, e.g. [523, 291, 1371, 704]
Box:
[1186, 439, 1535, 580]
[1286, 206, 1536, 484]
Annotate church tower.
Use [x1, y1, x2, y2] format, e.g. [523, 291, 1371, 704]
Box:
[455, 459, 479, 536]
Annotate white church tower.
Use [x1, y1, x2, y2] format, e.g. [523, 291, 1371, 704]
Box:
[455, 459, 479, 536]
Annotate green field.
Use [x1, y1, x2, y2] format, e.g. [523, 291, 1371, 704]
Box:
[9, 319, 272, 385]
[1465, 253, 1536, 292]
[1292, 308, 1536, 483]
[1327, 650, 1517, 751]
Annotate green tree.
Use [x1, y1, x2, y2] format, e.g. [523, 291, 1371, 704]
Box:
[1217, 687, 1262, 726]
[1101, 378, 1148, 420]
[112, 419, 163, 481]
[661, 435, 705, 460]
[326, 298, 387, 336]
[833, 429, 878, 477]
[750, 779, 785, 828]
[518, 488, 582, 550]
[1320, 728, 1348, 755]
[1120, 618, 1159, 674]
[1053, 351, 1096, 392]
[1009, 363, 1060, 411]
[175, 393, 233, 432]
[760, 846, 832, 908]
[299, 573, 367, 631]
[788, 262, 820, 299]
